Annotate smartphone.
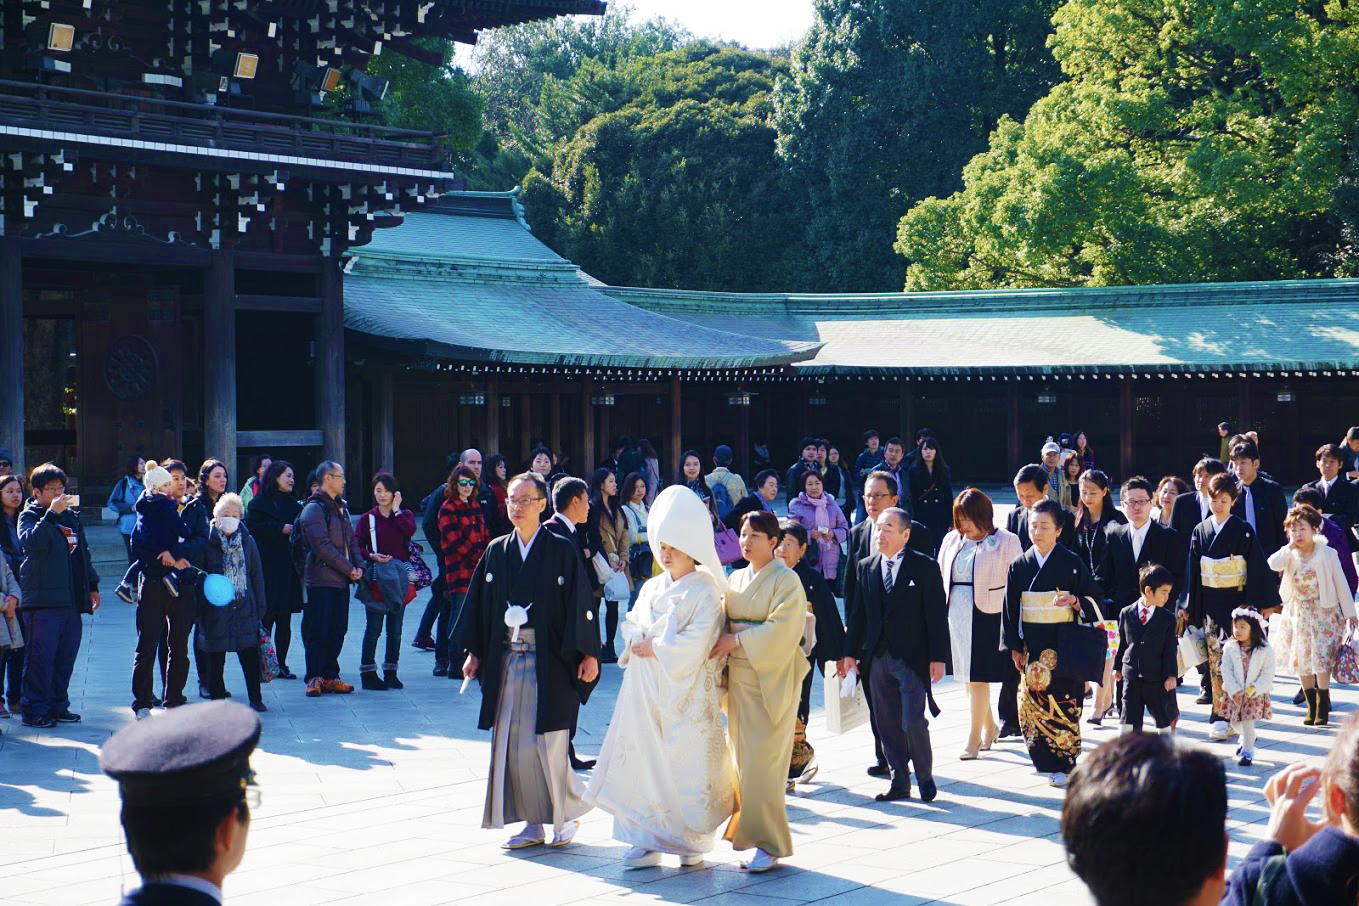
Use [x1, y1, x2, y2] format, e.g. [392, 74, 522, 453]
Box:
[67, 494, 81, 507]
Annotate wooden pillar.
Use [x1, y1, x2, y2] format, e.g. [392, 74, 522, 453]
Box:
[486, 376, 500, 454]
[519, 392, 532, 461]
[1238, 374, 1252, 433]
[1119, 376, 1133, 482]
[550, 392, 562, 459]
[1006, 382, 1021, 476]
[600, 403, 611, 469]
[204, 249, 237, 471]
[582, 378, 596, 474]
[669, 376, 682, 476]
[899, 377, 913, 439]
[738, 398, 751, 477]
[372, 369, 394, 474]
[316, 260, 345, 462]
[0, 239, 23, 480]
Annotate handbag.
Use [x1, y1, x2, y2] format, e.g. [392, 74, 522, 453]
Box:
[823, 662, 870, 734]
[628, 542, 653, 582]
[1335, 627, 1359, 685]
[258, 623, 280, 683]
[405, 539, 432, 591]
[1178, 624, 1209, 673]
[1096, 608, 1119, 660]
[603, 569, 630, 602]
[714, 526, 742, 565]
[592, 551, 614, 585]
[1052, 599, 1109, 684]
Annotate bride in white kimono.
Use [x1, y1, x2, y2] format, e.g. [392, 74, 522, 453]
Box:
[585, 485, 735, 869]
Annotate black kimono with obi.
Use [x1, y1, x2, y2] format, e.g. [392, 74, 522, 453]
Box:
[1002, 544, 1103, 775]
[464, 529, 599, 734]
[1185, 514, 1278, 632]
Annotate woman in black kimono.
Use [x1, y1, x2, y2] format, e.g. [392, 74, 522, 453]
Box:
[1185, 471, 1278, 742]
[907, 438, 954, 556]
[1002, 499, 1104, 787]
[1072, 469, 1126, 723]
[461, 472, 600, 850]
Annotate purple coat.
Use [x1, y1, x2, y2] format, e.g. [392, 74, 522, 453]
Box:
[788, 492, 849, 580]
[1322, 515, 1359, 597]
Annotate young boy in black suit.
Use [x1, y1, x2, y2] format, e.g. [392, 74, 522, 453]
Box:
[1113, 564, 1179, 733]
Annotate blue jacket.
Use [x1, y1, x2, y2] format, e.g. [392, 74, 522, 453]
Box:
[1221, 825, 1359, 906]
[130, 492, 192, 568]
[17, 501, 98, 612]
[106, 474, 143, 536]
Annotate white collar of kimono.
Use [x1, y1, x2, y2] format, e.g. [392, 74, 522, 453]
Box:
[515, 526, 541, 560]
[647, 485, 728, 596]
[1033, 545, 1053, 569]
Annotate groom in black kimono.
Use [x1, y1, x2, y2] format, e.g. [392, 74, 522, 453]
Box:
[462, 472, 599, 849]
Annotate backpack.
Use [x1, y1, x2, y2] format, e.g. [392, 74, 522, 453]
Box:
[288, 501, 331, 578]
[710, 477, 734, 521]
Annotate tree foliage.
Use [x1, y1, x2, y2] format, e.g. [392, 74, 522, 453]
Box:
[772, 0, 1063, 292]
[363, 39, 484, 150]
[896, 0, 1359, 289]
[522, 43, 799, 292]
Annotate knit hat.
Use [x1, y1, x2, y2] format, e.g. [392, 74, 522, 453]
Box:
[143, 466, 172, 492]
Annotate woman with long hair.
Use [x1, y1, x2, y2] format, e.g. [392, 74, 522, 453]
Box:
[591, 468, 630, 663]
[676, 450, 717, 528]
[1074, 469, 1127, 723]
[197, 459, 229, 514]
[0, 474, 25, 717]
[483, 453, 510, 525]
[438, 464, 490, 668]
[1072, 432, 1095, 471]
[938, 488, 1022, 760]
[620, 472, 651, 607]
[907, 438, 954, 555]
[1059, 452, 1083, 513]
[244, 459, 303, 679]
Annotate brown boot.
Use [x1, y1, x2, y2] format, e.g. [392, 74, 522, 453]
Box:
[1303, 688, 1318, 726]
[1317, 689, 1331, 726]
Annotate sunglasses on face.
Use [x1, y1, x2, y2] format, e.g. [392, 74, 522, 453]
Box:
[457, 479, 476, 488]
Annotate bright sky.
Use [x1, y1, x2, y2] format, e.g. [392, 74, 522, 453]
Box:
[616, 0, 817, 50]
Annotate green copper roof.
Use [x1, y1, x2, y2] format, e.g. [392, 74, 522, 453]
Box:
[602, 281, 1359, 375]
[343, 192, 822, 369]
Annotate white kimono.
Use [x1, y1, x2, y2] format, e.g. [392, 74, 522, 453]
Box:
[585, 569, 734, 853]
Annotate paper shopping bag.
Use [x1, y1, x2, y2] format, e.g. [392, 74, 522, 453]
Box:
[823, 661, 870, 735]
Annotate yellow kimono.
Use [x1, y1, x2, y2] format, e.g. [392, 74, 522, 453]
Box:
[722, 559, 810, 858]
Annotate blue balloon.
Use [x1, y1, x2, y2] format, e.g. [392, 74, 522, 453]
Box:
[202, 574, 235, 608]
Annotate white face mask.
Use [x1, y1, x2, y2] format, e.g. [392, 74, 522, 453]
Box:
[217, 516, 240, 535]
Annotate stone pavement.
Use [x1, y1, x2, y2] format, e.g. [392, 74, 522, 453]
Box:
[0, 527, 1344, 906]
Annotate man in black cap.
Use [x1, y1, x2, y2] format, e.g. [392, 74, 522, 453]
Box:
[100, 701, 262, 905]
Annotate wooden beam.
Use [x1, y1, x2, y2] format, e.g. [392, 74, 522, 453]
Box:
[1007, 383, 1021, 474]
[899, 378, 912, 440]
[203, 249, 237, 476]
[549, 392, 562, 459]
[670, 376, 683, 479]
[373, 370, 394, 474]
[235, 294, 322, 313]
[316, 260, 345, 461]
[0, 239, 23, 480]
[1238, 374, 1252, 435]
[18, 237, 212, 267]
[485, 375, 500, 455]
[1119, 377, 1133, 482]
[583, 378, 596, 476]
[520, 392, 532, 463]
[237, 430, 324, 448]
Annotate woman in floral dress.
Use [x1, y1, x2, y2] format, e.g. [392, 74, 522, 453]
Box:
[1269, 505, 1357, 727]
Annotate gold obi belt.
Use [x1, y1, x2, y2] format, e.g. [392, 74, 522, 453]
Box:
[1200, 555, 1247, 590]
[1020, 591, 1075, 625]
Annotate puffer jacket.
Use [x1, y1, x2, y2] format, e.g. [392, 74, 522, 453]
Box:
[17, 501, 98, 612]
[300, 492, 361, 588]
[197, 526, 267, 652]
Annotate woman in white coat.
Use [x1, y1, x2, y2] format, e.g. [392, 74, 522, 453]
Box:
[1269, 504, 1358, 727]
[937, 488, 1022, 760]
[585, 486, 735, 869]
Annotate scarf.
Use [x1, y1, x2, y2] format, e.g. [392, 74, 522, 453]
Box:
[219, 529, 248, 599]
[796, 492, 839, 579]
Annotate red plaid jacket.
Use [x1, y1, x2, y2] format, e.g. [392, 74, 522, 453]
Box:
[438, 495, 489, 595]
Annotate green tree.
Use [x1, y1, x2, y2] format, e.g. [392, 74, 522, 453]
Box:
[773, 0, 1063, 292]
[897, 0, 1359, 289]
[362, 39, 484, 150]
[522, 43, 801, 291]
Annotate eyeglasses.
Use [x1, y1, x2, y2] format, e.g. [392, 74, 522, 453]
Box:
[457, 479, 476, 488]
[863, 493, 894, 501]
[1124, 497, 1152, 507]
[508, 496, 544, 508]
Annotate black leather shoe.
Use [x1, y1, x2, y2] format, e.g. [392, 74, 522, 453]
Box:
[277, 668, 297, 680]
[875, 786, 911, 802]
[570, 754, 597, 770]
[998, 722, 1022, 739]
[1196, 691, 1213, 705]
[1292, 688, 1306, 706]
[918, 778, 937, 803]
[866, 763, 890, 777]
[432, 663, 449, 677]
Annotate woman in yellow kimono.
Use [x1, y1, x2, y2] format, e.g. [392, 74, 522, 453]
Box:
[710, 509, 809, 874]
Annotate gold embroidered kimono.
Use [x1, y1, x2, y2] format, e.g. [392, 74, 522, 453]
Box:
[721, 560, 810, 858]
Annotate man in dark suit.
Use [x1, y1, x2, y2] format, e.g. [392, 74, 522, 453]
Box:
[842, 507, 948, 803]
[542, 476, 601, 770]
[1007, 464, 1077, 552]
[1303, 443, 1359, 542]
[1112, 564, 1180, 733]
[1228, 440, 1287, 559]
[842, 470, 934, 777]
[101, 700, 261, 906]
[1097, 476, 1185, 610]
[1171, 457, 1228, 543]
